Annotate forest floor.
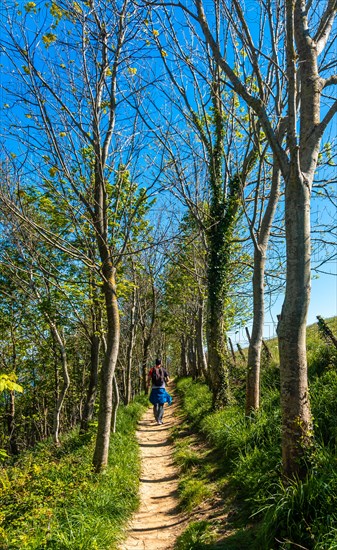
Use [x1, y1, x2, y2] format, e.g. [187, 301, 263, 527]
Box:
[119, 396, 189, 550]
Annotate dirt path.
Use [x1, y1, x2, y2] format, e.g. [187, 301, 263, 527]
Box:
[119, 399, 188, 550]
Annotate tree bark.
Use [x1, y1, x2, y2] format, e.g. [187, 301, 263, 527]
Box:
[111, 374, 120, 434]
[125, 285, 137, 404]
[51, 324, 70, 446]
[7, 391, 19, 455]
[228, 337, 236, 366]
[180, 335, 188, 376]
[80, 334, 100, 433]
[277, 166, 312, 477]
[196, 297, 208, 380]
[317, 316, 337, 349]
[141, 337, 151, 393]
[138, 273, 157, 394]
[8, 325, 19, 454]
[93, 267, 120, 472]
[206, 76, 232, 406]
[246, 163, 281, 414]
[30, 278, 70, 446]
[245, 248, 265, 413]
[188, 335, 198, 379]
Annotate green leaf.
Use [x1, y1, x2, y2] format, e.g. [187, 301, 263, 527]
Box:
[42, 33, 57, 48]
[24, 2, 37, 13]
[0, 374, 23, 394]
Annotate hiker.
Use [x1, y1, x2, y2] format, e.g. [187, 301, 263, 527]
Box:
[148, 358, 172, 424]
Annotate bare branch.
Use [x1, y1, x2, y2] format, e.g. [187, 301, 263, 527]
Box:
[314, 0, 337, 55]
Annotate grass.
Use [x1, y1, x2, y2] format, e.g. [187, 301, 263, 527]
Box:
[175, 521, 218, 549]
[0, 396, 148, 550]
[174, 317, 337, 549]
[179, 478, 214, 513]
[172, 428, 217, 514]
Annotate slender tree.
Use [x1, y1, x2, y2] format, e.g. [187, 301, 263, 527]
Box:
[245, 154, 283, 413]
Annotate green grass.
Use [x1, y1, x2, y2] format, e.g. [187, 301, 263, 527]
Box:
[178, 478, 214, 513]
[174, 317, 337, 549]
[0, 397, 148, 549]
[172, 428, 217, 515]
[174, 440, 205, 473]
[175, 521, 217, 549]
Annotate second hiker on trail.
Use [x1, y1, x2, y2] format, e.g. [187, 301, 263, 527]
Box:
[148, 358, 172, 425]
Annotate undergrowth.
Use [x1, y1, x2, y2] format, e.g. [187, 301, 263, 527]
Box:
[0, 396, 148, 550]
[175, 317, 337, 549]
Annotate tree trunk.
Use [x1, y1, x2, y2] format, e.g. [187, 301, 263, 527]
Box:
[30, 280, 70, 446]
[43, 396, 48, 439]
[188, 335, 198, 379]
[80, 334, 100, 433]
[180, 335, 188, 376]
[51, 325, 70, 446]
[207, 188, 238, 407]
[228, 337, 236, 366]
[7, 391, 19, 455]
[207, 161, 258, 408]
[317, 316, 337, 349]
[237, 343, 246, 362]
[275, 0, 328, 478]
[207, 300, 231, 406]
[277, 167, 312, 478]
[8, 325, 19, 454]
[125, 287, 136, 405]
[139, 276, 157, 394]
[93, 268, 120, 472]
[246, 155, 282, 414]
[245, 248, 265, 414]
[206, 95, 232, 407]
[141, 336, 151, 393]
[196, 297, 208, 380]
[111, 375, 119, 434]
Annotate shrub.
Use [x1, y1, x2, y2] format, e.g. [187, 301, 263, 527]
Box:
[0, 397, 147, 549]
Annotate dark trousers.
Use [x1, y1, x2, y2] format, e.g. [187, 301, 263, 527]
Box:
[153, 403, 164, 422]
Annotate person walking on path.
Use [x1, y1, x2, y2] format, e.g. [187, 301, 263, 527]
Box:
[148, 358, 172, 424]
[119, 398, 188, 550]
